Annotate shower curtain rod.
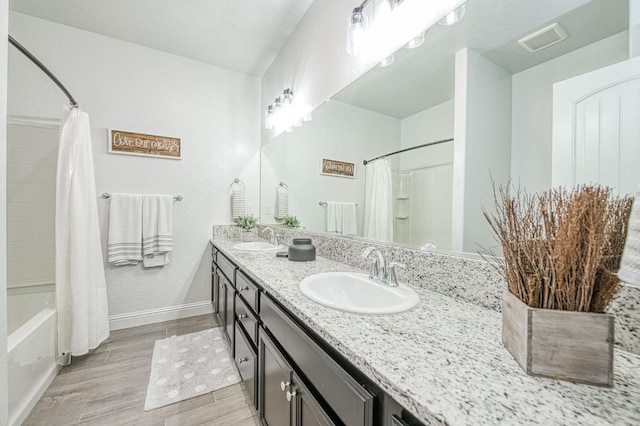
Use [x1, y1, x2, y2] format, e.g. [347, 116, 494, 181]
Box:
[8, 35, 78, 107]
[362, 137, 454, 166]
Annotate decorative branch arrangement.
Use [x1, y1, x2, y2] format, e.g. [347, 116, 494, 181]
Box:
[484, 185, 633, 313]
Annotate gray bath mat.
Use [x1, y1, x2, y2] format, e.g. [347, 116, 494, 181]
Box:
[144, 327, 241, 411]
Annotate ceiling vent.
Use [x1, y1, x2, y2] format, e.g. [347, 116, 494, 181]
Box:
[518, 23, 568, 53]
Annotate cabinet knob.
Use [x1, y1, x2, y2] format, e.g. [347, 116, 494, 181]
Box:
[280, 381, 290, 392]
[239, 286, 250, 292]
[286, 390, 297, 402]
[238, 314, 248, 319]
[236, 357, 249, 364]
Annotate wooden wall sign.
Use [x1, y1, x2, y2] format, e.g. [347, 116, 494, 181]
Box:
[320, 158, 356, 178]
[109, 129, 181, 159]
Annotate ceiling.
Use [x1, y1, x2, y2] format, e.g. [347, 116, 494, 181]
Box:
[9, 0, 315, 77]
[333, 0, 628, 119]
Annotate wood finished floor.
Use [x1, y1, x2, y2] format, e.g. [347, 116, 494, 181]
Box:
[24, 315, 260, 426]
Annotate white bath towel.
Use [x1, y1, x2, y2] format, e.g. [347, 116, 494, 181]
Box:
[142, 194, 173, 268]
[342, 203, 358, 236]
[231, 190, 246, 220]
[326, 202, 357, 235]
[108, 193, 143, 266]
[326, 202, 343, 234]
[275, 189, 289, 219]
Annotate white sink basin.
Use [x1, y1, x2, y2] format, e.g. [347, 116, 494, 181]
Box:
[233, 241, 284, 251]
[299, 272, 419, 314]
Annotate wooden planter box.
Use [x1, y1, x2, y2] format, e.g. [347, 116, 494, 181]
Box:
[501, 291, 614, 387]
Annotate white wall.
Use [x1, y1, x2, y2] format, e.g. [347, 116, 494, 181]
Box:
[1, 0, 9, 422]
[453, 48, 512, 253]
[8, 12, 261, 325]
[399, 99, 454, 170]
[511, 31, 628, 193]
[6, 124, 57, 288]
[261, 100, 399, 235]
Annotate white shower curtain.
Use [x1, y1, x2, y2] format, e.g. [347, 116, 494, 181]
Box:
[56, 105, 110, 359]
[364, 158, 394, 241]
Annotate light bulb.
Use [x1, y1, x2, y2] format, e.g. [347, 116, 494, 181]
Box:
[404, 31, 425, 49]
[379, 54, 395, 67]
[347, 7, 368, 56]
[264, 105, 274, 130]
[438, 4, 465, 26]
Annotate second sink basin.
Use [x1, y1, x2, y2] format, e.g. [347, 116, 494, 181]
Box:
[299, 272, 419, 314]
[233, 241, 284, 251]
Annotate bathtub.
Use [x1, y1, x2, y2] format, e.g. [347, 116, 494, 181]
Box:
[7, 283, 59, 426]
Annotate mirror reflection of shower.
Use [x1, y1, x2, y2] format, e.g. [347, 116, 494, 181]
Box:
[363, 139, 453, 249]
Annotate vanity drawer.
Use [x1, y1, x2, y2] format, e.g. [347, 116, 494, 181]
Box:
[261, 295, 374, 426]
[235, 294, 258, 347]
[236, 270, 259, 313]
[234, 322, 258, 410]
[217, 252, 237, 284]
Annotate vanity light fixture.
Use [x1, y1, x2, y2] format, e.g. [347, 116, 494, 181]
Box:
[265, 88, 313, 131]
[347, 0, 460, 57]
[438, 4, 465, 25]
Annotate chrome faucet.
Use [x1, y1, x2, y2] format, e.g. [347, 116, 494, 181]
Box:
[361, 246, 387, 283]
[361, 247, 405, 287]
[261, 227, 279, 245]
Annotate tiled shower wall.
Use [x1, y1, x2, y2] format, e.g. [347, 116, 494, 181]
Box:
[6, 123, 57, 287]
[214, 224, 640, 355]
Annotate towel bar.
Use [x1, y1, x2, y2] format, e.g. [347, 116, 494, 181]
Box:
[319, 201, 358, 207]
[102, 193, 183, 201]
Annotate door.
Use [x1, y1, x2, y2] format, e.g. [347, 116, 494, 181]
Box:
[217, 270, 226, 326]
[260, 330, 292, 426]
[224, 277, 235, 355]
[292, 373, 336, 426]
[552, 56, 640, 196]
[212, 266, 219, 312]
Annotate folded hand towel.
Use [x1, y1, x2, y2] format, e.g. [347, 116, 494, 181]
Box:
[142, 194, 173, 268]
[275, 190, 289, 220]
[231, 191, 246, 220]
[108, 194, 143, 266]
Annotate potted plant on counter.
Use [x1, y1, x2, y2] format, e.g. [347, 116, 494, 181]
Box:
[282, 215, 301, 228]
[484, 184, 633, 386]
[234, 214, 258, 241]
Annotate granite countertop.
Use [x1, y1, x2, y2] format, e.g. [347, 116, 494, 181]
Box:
[212, 238, 640, 425]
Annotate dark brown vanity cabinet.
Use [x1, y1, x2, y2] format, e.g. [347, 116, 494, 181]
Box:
[259, 331, 335, 426]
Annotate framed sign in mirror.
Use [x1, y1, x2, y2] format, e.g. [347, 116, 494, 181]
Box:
[320, 158, 356, 178]
[109, 129, 182, 159]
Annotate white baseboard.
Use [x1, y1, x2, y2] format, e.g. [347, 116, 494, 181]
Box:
[109, 301, 213, 331]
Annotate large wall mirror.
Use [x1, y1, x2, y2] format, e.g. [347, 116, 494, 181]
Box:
[261, 0, 635, 256]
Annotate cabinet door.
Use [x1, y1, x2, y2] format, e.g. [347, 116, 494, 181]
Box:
[292, 373, 336, 426]
[259, 330, 292, 426]
[224, 277, 235, 356]
[218, 273, 226, 328]
[235, 322, 258, 410]
[212, 266, 219, 312]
